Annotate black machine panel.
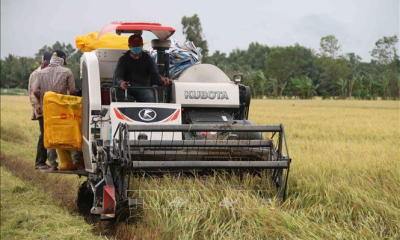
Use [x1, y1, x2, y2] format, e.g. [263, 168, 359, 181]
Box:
[117, 107, 177, 123]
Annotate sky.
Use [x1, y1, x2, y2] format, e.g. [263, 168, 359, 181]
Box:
[1, 0, 399, 62]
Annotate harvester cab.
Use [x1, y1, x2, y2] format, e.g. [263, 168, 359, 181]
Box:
[48, 22, 291, 220]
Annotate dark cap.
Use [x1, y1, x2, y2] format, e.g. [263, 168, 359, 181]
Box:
[128, 35, 143, 46]
[53, 50, 67, 65]
[43, 51, 52, 63]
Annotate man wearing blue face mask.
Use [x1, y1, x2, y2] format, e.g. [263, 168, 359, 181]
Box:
[114, 35, 169, 102]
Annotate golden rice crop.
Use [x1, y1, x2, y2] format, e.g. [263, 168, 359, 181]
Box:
[1, 96, 399, 240]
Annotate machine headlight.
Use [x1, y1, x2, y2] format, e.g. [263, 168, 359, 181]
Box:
[233, 74, 243, 84]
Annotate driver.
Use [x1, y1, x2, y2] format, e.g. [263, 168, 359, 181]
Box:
[114, 35, 169, 102]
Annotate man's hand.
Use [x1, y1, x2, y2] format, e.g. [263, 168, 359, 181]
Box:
[120, 81, 127, 90]
[35, 106, 42, 115]
[161, 77, 170, 86]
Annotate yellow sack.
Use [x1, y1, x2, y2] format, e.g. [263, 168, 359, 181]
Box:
[56, 149, 75, 170]
[75, 31, 145, 52]
[43, 92, 82, 150]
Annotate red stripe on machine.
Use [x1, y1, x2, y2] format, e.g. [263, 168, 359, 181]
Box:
[171, 109, 180, 121]
[113, 108, 132, 122]
[114, 108, 124, 120]
[162, 109, 180, 123]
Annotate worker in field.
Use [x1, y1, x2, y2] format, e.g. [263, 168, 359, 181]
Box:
[114, 34, 169, 102]
[33, 50, 84, 170]
[29, 51, 58, 170]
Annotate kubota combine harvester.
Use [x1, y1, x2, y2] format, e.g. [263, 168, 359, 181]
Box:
[44, 22, 291, 220]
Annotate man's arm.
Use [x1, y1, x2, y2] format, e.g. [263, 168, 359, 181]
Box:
[28, 71, 40, 108]
[114, 57, 126, 87]
[32, 73, 42, 115]
[149, 56, 169, 86]
[33, 73, 41, 100]
[67, 70, 76, 95]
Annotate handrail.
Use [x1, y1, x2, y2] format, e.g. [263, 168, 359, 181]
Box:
[109, 86, 159, 103]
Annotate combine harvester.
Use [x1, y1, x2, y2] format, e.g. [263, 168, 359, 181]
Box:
[44, 22, 292, 220]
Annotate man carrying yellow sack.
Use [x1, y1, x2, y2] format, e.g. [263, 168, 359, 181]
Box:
[42, 91, 84, 171]
[33, 50, 82, 170]
[28, 51, 58, 170]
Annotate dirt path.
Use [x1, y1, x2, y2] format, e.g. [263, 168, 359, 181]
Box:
[1, 154, 79, 210]
[0, 154, 136, 240]
[0, 166, 102, 240]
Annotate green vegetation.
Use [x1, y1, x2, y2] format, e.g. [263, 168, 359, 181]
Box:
[183, 15, 400, 100]
[0, 167, 102, 240]
[182, 14, 209, 59]
[2, 16, 399, 100]
[0, 88, 28, 95]
[1, 96, 399, 240]
[0, 41, 82, 90]
[0, 96, 84, 208]
[206, 35, 399, 100]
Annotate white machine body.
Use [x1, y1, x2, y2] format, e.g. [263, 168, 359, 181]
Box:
[81, 49, 241, 173]
[173, 64, 239, 108]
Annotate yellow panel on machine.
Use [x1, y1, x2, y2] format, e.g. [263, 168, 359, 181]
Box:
[43, 91, 82, 151]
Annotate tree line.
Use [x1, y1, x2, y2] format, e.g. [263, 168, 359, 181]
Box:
[1, 15, 399, 100]
[205, 35, 400, 100]
[184, 15, 400, 100]
[0, 42, 82, 90]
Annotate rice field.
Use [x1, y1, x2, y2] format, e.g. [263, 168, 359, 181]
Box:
[1, 95, 399, 240]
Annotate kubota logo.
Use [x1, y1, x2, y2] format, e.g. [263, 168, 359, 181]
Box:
[138, 109, 157, 121]
[184, 91, 229, 100]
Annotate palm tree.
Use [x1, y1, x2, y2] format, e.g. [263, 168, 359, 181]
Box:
[266, 77, 279, 97]
[348, 75, 362, 98]
[334, 78, 347, 99]
[290, 76, 318, 99]
[378, 76, 390, 100]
